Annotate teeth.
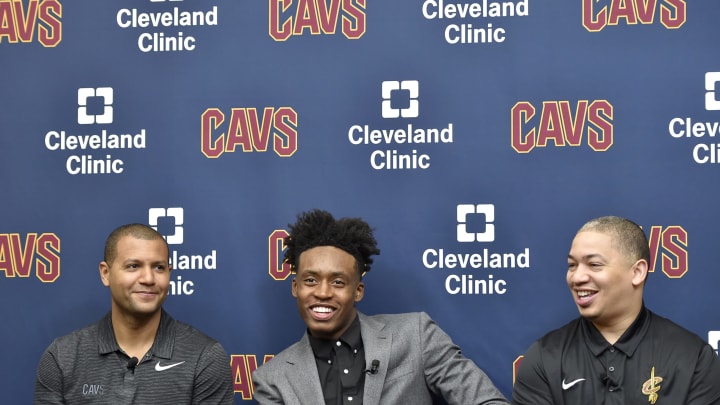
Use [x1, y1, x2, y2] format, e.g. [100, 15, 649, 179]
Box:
[577, 291, 593, 297]
[312, 307, 332, 313]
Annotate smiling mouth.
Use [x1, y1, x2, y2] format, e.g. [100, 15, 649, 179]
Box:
[576, 290, 597, 304]
[310, 305, 335, 320]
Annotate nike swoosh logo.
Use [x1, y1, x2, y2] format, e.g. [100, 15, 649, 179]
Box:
[155, 361, 185, 371]
[562, 378, 586, 390]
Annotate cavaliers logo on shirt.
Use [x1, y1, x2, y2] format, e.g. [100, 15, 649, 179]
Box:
[641, 366, 663, 404]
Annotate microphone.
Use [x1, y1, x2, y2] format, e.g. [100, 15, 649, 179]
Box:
[601, 373, 618, 391]
[365, 359, 379, 375]
[127, 357, 139, 372]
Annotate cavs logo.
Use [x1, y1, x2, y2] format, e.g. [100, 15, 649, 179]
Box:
[641, 366, 663, 404]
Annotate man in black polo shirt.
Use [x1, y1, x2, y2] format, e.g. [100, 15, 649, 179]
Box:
[512, 216, 720, 404]
[34, 223, 234, 404]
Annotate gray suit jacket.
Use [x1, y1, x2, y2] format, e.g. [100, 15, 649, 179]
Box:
[252, 311, 508, 405]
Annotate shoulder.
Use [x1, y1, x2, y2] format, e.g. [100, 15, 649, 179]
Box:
[253, 338, 305, 378]
[647, 311, 707, 348]
[361, 311, 431, 326]
[46, 321, 100, 352]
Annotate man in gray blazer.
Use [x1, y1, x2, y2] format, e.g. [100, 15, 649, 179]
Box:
[252, 209, 508, 405]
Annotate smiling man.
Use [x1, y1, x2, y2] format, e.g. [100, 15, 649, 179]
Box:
[512, 216, 720, 405]
[34, 223, 233, 404]
[252, 209, 508, 405]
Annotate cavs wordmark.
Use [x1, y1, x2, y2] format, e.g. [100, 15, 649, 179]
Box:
[0, 0, 61, 46]
[201, 107, 298, 158]
[231, 354, 273, 400]
[582, 0, 685, 32]
[511, 100, 614, 153]
[0, 233, 60, 282]
[269, 0, 365, 41]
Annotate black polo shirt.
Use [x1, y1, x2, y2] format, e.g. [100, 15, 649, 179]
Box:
[513, 306, 720, 404]
[308, 315, 366, 405]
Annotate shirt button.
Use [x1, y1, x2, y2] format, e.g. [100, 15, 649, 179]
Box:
[609, 347, 615, 353]
[336, 341, 342, 347]
[354, 349, 358, 354]
[609, 387, 615, 392]
[327, 360, 332, 364]
[608, 366, 615, 372]
[344, 369, 349, 374]
[348, 396, 353, 401]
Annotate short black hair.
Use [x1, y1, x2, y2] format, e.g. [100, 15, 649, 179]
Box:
[104, 223, 168, 265]
[284, 209, 380, 275]
[578, 216, 650, 264]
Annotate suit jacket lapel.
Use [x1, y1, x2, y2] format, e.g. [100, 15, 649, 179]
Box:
[359, 313, 392, 405]
[284, 333, 326, 405]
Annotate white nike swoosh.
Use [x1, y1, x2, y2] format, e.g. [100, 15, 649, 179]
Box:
[562, 378, 586, 390]
[155, 361, 185, 371]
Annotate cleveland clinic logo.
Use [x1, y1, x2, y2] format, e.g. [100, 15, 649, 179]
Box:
[457, 204, 494, 243]
[116, 0, 219, 53]
[347, 80, 454, 170]
[382, 81, 419, 118]
[706, 72, 720, 111]
[710, 331, 720, 357]
[43, 87, 147, 175]
[667, 71, 720, 164]
[147, 207, 218, 296]
[78, 88, 113, 125]
[421, 204, 531, 296]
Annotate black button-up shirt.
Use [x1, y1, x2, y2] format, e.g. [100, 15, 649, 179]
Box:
[309, 315, 366, 405]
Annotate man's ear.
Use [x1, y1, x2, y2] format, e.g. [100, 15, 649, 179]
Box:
[99, 262, 110, 287]
[291, 277, 298, 298]
[354, 281, 364, 303]
[631, 259, 649, 287]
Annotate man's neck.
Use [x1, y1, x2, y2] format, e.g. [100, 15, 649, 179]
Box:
[111, 309, 162, 360]
[593, 305, 642, 345]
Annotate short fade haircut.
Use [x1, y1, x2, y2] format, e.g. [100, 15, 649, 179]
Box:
[104, 223, 169, 265]
[284, 209, 380, 275]
[578, 216, 650, 264]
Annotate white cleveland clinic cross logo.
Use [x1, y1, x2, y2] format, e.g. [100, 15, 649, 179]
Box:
[706, 72, 720, 111]
[149, 207, 184, 245]
[456, 204, 495, 243]
[382, 80, 419, 118]
[77, 87, 113, 124]
[709, 331, 720, 356]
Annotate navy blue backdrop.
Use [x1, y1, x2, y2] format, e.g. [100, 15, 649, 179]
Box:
[1, 0, 719, 402]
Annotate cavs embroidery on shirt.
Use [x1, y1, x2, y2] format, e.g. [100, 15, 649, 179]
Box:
[641, 366, 663, 404]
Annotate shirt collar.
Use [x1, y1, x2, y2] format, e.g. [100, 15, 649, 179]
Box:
[97, 309, 176, 359]
[308, 314, 362, 360]
[582, 304, 650, 357]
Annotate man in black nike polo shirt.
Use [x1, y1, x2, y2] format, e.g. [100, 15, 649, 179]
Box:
[512, 216, 720, 405]
[34, 223, 234, 404]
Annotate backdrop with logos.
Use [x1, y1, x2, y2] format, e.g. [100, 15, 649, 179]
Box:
[1, 0, 719, 402]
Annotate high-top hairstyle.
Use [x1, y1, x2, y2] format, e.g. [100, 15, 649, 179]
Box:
[103, 223, 169, 265]
[284, 209, 380, 276]
[578, 216, 650, 264]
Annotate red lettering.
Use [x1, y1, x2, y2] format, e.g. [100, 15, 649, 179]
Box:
[273, 107, 298, 157]
[38, 0, 61, 47]
[201, 107, 298, 157]
[201, 108, 225, 158]
[511, 102, 536, 153]
[232, 354, 274, 400]
[269, 0, 292, 41]
[560, 100, 588, 146]
[36, 233, 60, 282]
[342, 0, 365, 39]
[537, 102, 565, 147]
[587, 100, 613, 151]
[12, 0, 38, 42]
[269, 0, 365, 40]
[11, 233, 37, 277]
[511, 100, 613, 153]
[583, 0, 686, 31]
[648, 226, 662, 272]
[661, 226, 688, 278]
[269, 230, 291, 280]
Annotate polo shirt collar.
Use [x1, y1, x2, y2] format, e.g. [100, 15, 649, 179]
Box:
[96, 309, 176, 359]
[582, 304, 650, 357]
